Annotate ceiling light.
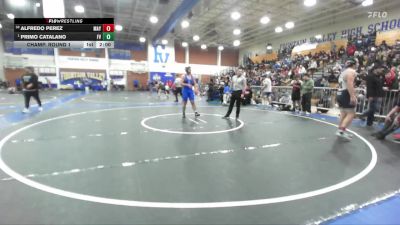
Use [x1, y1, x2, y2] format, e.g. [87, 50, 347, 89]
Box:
[315, 34, 322, 39]
[139, 37, 146, 43]
[285, 21, 295, 29]
[233, 40, 240, 47]
[233, 29, 241, 35]
[0, 23, 2, 29]
[43, 0, 65, 18]
[260, 16, 270, 24]
[193, 35, 200, 41]
[231, 11, 241, 20]
[74, 5, 84, 13]
[182, 42, 188, 47]
[7, 13, 15, 19]
[181, 20, 189, 28]
[304, 0, 316, 7]
[267, 44, 272, 50]
[201, 44, 207, 49]
[35, 2, 40, 7]
[150, 16, 158, 24]
[115, 25, 123, 31]
[362, 0, 373, 6]
[161, 39, 168, 45]
[11, 0, 26, 7]
[275, 26, 283, 33]
[218, 45, 224, 51]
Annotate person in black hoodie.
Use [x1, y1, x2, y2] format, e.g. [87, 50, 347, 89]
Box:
[359, 62, 387, 126]
[21, 66, 43, 113]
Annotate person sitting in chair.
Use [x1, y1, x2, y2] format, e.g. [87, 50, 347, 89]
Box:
[372, 99, 400, 140]
[278, 92, 292, 111]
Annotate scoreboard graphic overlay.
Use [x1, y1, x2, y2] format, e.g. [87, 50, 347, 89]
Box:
[14, 18, 114, 48]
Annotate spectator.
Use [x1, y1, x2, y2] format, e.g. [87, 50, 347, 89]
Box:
[222, 83, 231, 105]
[379, 40, 388, 51]
[243, 85, 253, 105]
[338, 46, 346, 62]
[300, 73, 314, 115]
[261, 75, 272, 106]
[291, 75, 302, 112]
[359, 63, 387, 126]
[206, 79, 215, 102]
[347, 42, 356, 57]
[328, 69, 338, 83]
[355, 35, 363, 50]
[278, 92, 292, 111]
[362, 34, 371, 51]
[385, 66, 399, 90]
[309, 59, 318, 77]
[372, 99, 400, 140]
[218, 83, 224, 104]
[320, 77, 329, 87]
[298, 64, 307, 76]
[16, 78, 22, 91]
[331, 41, 337, 57]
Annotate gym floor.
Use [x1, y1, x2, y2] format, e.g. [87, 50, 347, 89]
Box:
[0, 90, 399, 224]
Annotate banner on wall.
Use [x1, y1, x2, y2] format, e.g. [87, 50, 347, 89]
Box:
[150, 72, 175, 84]
[279, 16, 400, 49]
[59, 69, 106, 85]
[109, 59, 148, 72]
[110, 70, 127, 85]
[148, 42, 175, 73]
[58, 56, 107, 69]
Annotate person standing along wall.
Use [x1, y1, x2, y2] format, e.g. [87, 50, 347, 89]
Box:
[300, 73, 314, 115]
[21, 67, 43, 113]
[261, 75, 272, 108]
[291, 75, 302, 112]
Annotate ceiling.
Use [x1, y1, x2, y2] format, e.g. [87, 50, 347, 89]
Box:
[0, 0, 399, 49]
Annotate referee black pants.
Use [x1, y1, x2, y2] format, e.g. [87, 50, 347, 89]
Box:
[225, 90, 242, 118]
[24, 90, 42, 108]
[174, 87, 182, 102]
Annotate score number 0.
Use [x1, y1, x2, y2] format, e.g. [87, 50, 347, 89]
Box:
[102, 24, 114, 32]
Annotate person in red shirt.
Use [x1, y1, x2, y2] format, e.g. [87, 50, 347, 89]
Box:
[347, 42, 356, 57]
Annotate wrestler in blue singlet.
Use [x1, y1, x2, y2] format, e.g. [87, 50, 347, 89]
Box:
[181, 67, 200, 118]
[182, 73, 195, 102]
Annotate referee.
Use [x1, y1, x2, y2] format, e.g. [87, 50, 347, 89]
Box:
[223, 68, 247, 120]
